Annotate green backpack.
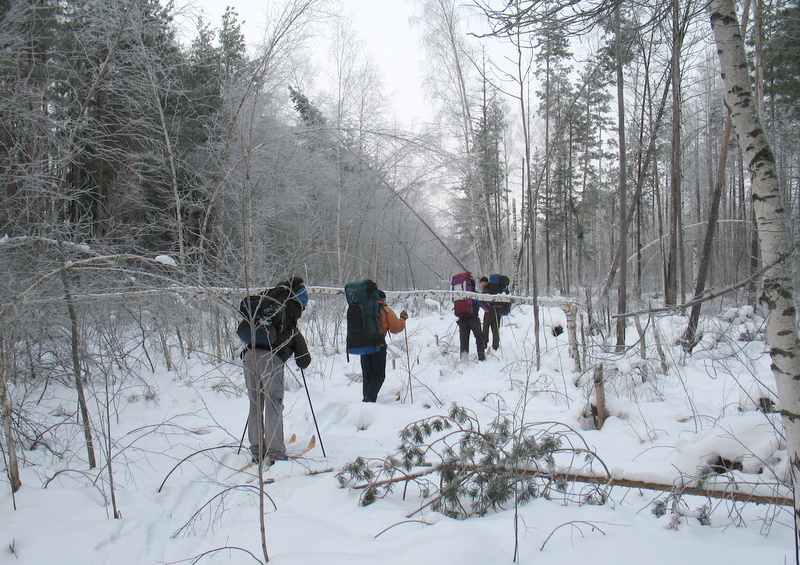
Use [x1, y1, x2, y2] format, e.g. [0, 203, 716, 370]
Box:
[345, 279, 383, 355]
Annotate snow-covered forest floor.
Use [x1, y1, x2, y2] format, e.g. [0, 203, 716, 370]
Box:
[1, 296, 795, 564]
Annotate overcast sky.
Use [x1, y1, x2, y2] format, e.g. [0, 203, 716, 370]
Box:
[177, 0, 431, 127]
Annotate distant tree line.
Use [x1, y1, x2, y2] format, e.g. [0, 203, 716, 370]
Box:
[0, 0, 447, 292]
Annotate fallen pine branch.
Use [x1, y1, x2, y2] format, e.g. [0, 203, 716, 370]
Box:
[351, 465, 439, 490]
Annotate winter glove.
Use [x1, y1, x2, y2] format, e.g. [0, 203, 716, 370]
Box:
[400, 310, 409, 320]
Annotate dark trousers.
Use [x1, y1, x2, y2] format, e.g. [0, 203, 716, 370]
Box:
[482, 310, 500, 349]
[361, 347, 388, 402]
[457, 315, 485, 356]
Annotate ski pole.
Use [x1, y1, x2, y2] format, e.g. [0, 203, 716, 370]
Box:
[237, 420, 248, 455]
[403, 327, 414, 403]
[300, 367, 327, 457]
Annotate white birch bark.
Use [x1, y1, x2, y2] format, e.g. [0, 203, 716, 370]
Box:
[0, 336, 21, 493]
[710, 0, 800, 550]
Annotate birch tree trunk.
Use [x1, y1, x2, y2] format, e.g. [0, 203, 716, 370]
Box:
[709, 0, 800, 556]
[0, 334, 21, 493]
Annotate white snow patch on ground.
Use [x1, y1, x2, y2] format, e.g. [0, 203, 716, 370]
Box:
[0, 301, 794, 564]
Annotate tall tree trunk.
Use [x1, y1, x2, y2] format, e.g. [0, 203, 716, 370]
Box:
[96, 90, 106, 234]
[747, 207, 760, 305]
[601, 68, 673, 299]
[753, 0, 764, 115]
[515, 36, 541, 367]
[544, 57, 552, 293]
[634, 64, 651, 302]
[710, 0, 800, 558]
[144, 60, 184, 264]
[0, 334, 21, 493]
[478, 71, 501, 269]
[682, 117, 731, 352]
[683, 0, 752, 352]
[665, 0, 683, 307]
[614, 3, 628, 352]
[579, 100, 593, 288]
[565, 123, 574, 295]
[60, 267, 97, 469]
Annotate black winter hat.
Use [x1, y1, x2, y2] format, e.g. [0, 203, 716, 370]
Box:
[479, 277, 489, 283]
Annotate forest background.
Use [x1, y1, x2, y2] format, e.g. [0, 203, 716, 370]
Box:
[3, 0, 798, 302]
[2, 0, 800, 557]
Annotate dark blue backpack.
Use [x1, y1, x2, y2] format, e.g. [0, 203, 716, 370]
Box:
[487, 274, 511, 316]
[237, 279, 307, 349]
[345, 279, 383, 355]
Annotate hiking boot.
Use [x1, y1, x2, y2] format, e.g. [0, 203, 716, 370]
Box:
[251, 447, 269, 465]
[478, 352, 486, 361]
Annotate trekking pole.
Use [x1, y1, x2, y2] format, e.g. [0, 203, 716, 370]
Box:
[300, 367, 327, 457]
[237, 420, 248, 455]
[404, 327, 414, 403]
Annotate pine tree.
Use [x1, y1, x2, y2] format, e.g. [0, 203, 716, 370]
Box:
[533, 20, 575, 292]
[288, 85, 327, 127]
[763, 0, 800, 119]
[219, 7, 247, 81]
[471, 78, 508, 272]
[182, 20, 222, 146]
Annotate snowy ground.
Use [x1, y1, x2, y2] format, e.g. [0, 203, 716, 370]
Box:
[1, 298, 795, 564]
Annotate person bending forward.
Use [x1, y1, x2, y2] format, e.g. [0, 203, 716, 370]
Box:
[243, 302, 311, 464]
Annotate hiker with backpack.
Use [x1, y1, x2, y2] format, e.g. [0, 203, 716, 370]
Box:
[451, 272, 486, 361]
[237, 277, 311, 465]
[478, 277, 500, 352]
[345, 280, 408, 402]
[478, 274, 510, 352]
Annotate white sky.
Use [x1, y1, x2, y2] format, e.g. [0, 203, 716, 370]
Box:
[177, 0, 431, 127]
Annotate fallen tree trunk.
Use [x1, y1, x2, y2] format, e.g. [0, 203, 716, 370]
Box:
[589, 472, 790, 506]
[353, 463, 792, 507]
